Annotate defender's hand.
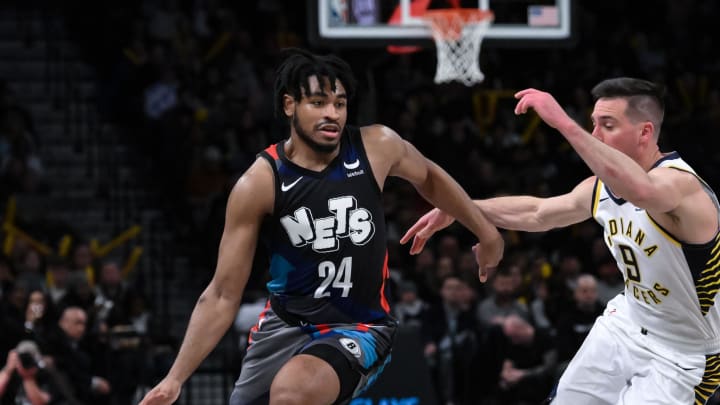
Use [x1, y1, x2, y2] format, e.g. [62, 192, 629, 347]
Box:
[514, 88, 573, 130]
[400, 208, 455, 255]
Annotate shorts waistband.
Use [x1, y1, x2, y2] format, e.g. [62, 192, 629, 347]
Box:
[269, 294, 307, 326]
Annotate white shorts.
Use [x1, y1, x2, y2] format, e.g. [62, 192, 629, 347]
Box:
[552, 295, 720, 405]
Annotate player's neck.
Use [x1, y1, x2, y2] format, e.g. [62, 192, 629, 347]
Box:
[640, 148, 665, 172]
[284, 137, 339, 171]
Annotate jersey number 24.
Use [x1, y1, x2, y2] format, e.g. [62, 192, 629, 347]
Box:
[314, 257, 354, 298]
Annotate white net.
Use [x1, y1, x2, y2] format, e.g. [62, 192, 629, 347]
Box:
[423, 10, 494, 86]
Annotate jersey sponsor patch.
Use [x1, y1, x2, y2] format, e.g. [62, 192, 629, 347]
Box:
[339, 337, 362, 358]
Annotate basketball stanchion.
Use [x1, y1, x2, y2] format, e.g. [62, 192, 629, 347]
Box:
[421, 9, 494, 86]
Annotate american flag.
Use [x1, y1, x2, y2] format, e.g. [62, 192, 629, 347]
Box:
[528, 5, 559, 27]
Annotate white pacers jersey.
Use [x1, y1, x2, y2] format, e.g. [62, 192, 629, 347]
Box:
[591, 152, 720, 355]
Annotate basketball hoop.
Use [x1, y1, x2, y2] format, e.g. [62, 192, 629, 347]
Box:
[421, 9, 494, 86]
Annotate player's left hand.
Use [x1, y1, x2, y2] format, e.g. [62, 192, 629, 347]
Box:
[514, 88, 573, 130]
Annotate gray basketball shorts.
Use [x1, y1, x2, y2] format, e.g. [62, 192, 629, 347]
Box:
[229, 306, 397, 404]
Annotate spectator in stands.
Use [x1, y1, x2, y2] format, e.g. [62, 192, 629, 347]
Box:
[529, 279, 553, 331]
[405, 248, 438, 303]
[0, 280, 29, 356]
[594, 255, 624, 305]
[476, 267, 530, 327]
[0, 341, 55, 405]
[44, 306, 111, 404]
[14, 249, 45, 293]
[422, 275, 480, 405]
[543, 251, 584, 324]
[392, 280, 428, 331]
[456, 250, 485, 293]
[94, 260, 130, 327]
[437, 234, 461, 260]
[59, 273, 94, 316]
[44, 255, 69, 305]
[58, 272, 103, 343]
[492, 315, 558, 405]
[554, 274, 604, 375]
[69, 243, 96, 287]
[21, 289, 56, 349]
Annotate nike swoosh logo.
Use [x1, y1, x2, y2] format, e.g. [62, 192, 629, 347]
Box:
[635, 207, 644, 211]
[281, 177, 303, 192]
[599, 197, 609, 202]
[343, 159, 360, 170]
[674, 363, 697, 371]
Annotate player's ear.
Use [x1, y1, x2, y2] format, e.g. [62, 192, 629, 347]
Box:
[640, 121, 655, 143]
[283, 94, 295, 118]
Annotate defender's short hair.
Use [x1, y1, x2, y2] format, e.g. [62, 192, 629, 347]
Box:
[591, 77, 665, 137]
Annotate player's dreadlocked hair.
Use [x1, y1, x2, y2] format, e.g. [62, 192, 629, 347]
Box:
[273, 48, 357, 119]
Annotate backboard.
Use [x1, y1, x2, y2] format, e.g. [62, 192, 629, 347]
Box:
[308, 0, 574, 48]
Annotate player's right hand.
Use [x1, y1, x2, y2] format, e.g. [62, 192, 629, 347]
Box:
[400, 208, 455, 254]
[138, 378, 182, 405]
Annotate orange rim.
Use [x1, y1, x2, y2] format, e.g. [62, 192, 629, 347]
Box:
[422, 9, 494, 40]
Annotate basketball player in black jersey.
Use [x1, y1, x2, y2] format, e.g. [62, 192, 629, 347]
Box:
[139, 48, 503, 405]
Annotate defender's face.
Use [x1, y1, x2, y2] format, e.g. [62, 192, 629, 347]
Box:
[590, 98, 646, 159]
[285, 76, 348, 154]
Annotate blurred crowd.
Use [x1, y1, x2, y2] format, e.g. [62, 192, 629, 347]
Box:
[1, 79, 45, 198]
[2, 0, 720, 404]
[0, 241, 156, 405]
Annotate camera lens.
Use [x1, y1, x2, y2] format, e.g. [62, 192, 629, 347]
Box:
[18, 352, 37, 369]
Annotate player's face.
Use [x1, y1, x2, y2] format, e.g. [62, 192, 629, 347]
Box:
[287, 75, 348, 154]
[590, 98, 646, 160]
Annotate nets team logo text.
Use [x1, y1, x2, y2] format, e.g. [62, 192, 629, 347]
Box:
[280, 196, 375, 253]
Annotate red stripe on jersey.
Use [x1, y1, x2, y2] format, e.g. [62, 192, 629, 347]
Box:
[247, 299, 272, 346]
[316, 324, 331, 334]
[356, 323, 370, 332]
[379, 251, 390, 313]
[265, 144, 279, 160]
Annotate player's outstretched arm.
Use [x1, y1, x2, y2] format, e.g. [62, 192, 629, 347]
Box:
[401, 177, 595, 254]
[513, 88, 685, 213]
[139, 158, 274, 405]
[475, 176, 595, 232]
[363, 124, 503, 282]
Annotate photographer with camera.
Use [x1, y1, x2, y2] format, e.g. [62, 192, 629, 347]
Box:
[0, 341, 52, 405]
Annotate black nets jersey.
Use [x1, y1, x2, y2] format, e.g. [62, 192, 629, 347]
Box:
[258, 126, 391, 325]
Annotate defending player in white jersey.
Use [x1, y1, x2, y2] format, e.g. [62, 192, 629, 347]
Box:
[402, 77, 720, 404]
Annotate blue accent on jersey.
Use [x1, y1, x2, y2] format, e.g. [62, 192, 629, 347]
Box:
[266, 254, 295, 293]
[328, 161, 346, 180]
